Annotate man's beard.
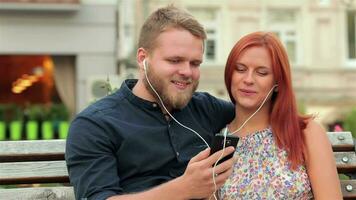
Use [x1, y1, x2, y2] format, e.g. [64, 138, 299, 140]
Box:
[143, 67, 199, 110]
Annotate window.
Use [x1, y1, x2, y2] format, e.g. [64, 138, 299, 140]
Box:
[205, 28, 217, 61]
[318, 0, 330, 6]
[188, 8, 220, 64]
[267, 10, 299, 65]
[347, 11, 356, 60]
[272, 30, 297, 63]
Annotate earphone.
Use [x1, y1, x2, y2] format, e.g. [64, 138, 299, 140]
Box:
[144, 58, 222, 199]
[274, 84, 278, 92]
[211, 83, 278, 198]
[144, 58, 278, 200]
[143, 59, 148, 72]
[142, 58, 210, 147]
[226, 84, 278, 137]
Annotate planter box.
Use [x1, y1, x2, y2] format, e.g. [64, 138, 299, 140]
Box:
[26, 120, 38, 140]
[42, 121, 53, 139]
[10, 121, 22, 140]
[0, 121, 5, 140]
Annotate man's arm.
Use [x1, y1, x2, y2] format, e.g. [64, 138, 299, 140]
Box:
[66, 117, 124, 200]
[107, 147, 235, 200]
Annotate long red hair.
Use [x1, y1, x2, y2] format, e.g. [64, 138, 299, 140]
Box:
[224, 32, 310, 168]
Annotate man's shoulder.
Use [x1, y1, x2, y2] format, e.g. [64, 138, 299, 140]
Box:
[189, 92, 233, 113]
[77, 92, 125, 119]
[191, 92, 228, 104]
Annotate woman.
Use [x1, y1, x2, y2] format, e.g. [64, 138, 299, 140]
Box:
[219, 32, 342, 199]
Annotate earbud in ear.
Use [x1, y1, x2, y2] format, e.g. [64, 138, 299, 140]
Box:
[274, 84, 278, 92]
[143, 59, 147, 71]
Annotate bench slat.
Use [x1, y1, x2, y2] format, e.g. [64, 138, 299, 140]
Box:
[334, 152, 356, 173]
[341, 180, 356, 199]
[0, 186, 74, 200]
[0, 161, 69, 185]
[0, 140, 66, 162]
[327, 132, 354, 152]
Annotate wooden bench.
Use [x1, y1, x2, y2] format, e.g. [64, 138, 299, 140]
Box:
[0, 132, 356, 199]
[327, 131, 356, 199]
[0, 139, 74, 200]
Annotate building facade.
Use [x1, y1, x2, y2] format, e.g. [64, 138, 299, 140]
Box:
[120, 0, 356, 128]
[0, 0, 118, 113]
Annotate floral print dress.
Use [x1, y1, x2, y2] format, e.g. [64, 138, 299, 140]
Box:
[219, 127, 313, 200]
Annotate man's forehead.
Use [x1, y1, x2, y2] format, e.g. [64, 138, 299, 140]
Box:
[152, 36, 204, 60]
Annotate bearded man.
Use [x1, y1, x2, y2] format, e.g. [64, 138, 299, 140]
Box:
[66, 5, 235, 200]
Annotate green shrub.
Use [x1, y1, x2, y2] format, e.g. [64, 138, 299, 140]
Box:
[48, 104, 69, 121]
[27, 104, 45, 121]
[0, 104, 7, 121]
[344, 108, 356, 138]
[297, 100, 307, 115]
[8, 104, 23, 122]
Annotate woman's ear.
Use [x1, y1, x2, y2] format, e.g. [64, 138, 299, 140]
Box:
[274, 84, 278, 92]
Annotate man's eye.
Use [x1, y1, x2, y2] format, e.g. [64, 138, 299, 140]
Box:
[191, 62, 201, 67]
[169, 59, 180, 64]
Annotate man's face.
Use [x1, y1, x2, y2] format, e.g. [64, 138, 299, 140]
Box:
[144, 28, 203, 110]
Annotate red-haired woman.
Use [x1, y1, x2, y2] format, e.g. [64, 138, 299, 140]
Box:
[218, 32, 341, 199]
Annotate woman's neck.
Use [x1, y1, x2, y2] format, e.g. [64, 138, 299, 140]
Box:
[229, 105, 270, 137]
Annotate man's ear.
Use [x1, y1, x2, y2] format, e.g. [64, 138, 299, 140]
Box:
[137, 48, 147, 71]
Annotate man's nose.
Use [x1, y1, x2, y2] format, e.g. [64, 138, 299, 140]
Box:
[178, 62, 192, 77]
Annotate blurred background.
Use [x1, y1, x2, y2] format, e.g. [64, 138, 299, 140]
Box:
[0, 0, 356, 140]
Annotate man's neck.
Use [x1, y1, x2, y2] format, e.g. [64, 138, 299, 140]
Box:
[132, 79, 172, 112]
[132, 79, 156, 102]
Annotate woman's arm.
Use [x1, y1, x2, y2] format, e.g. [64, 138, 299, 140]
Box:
[303, 120, 342, 200]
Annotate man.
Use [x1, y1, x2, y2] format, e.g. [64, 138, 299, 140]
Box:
[66, 5, 235, 200]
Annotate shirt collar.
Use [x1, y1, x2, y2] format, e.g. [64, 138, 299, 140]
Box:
[120, 79, 161, 111]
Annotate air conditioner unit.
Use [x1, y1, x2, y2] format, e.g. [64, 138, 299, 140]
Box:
[86, 75, 123, 104]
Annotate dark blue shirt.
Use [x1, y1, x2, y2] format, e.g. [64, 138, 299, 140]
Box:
[65, 79, 234, 200]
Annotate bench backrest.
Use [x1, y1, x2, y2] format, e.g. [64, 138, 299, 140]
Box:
[0, 139, 74, 200]
[327, 132, 356, 199]
[0, 132, 356, 199]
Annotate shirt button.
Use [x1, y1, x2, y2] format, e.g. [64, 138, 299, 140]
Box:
[176, 152, 180, 157]
[152, 103, 158, 108]
[164, 114, 170, 121]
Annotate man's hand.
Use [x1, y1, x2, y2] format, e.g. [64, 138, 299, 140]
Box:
[177, 147, 235, 199]
[107, 147, 235, 200]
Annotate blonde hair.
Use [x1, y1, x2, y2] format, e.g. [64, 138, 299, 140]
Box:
[138, 5, 206, 52]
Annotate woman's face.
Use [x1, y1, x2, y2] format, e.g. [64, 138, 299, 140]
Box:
[230, 46, 276, 111]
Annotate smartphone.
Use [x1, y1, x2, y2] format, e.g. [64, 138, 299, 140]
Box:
[211, 133, 239, 164]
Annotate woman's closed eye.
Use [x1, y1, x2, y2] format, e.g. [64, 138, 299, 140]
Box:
[256, 68, 270, 76]
[235, 64, 247, 72]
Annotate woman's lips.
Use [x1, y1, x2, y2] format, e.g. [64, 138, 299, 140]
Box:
[239, 89, 257, 96]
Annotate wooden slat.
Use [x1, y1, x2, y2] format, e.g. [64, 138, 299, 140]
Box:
[0, 139, 65, 162]
[0, 161, 69, 185]
[327, 132, 354, 152]
[0, 186, 74, 200]
[341, 180, 356, 199]
[335, 152, 356, 173]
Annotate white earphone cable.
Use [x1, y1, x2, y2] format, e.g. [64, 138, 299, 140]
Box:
[143, 60, 210, 148]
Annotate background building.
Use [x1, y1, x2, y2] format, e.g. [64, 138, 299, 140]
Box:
[1, 0, 355, 137]
[0, 0, 118, 115]
[118, 0, 356, 129]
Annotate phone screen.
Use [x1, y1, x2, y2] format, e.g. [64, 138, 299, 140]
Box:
[211, 133, 239, 164]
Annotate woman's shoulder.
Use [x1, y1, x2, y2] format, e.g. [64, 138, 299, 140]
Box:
[303, 119, 332, 158]
[303, 119, 329, 143]
[303, 119, 325, 135]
